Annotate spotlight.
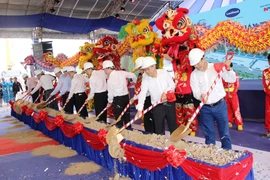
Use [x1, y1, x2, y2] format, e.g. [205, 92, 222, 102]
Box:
[115, 13, 120, 18]
[54, 0, 61, 5]
[120, 7, 125, 12]
[130, 0, 135, 2]
[49, 8, 56, 13]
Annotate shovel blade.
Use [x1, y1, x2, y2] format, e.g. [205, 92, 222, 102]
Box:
[106, 126, 119, 144]
[84, 117, 97, 124]
[170, 124, 192, 141]
[36, 102, 47, 109]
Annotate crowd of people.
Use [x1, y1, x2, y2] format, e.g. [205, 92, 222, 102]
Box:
[6, 48, 270, 150]
[0, 77, 23, 106]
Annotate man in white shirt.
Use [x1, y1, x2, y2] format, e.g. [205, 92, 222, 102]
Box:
[50, 67, 73, 113]
[103, 60, 137, 128]
[84, 62, 108, 123]
[189, 48, 236, 149]
[133, 57, 155, 133]
[135, 57, 177, 135]
[66, 66, 88, 118]
[31, 70, 58, 110]
[22, 74, 38, 103]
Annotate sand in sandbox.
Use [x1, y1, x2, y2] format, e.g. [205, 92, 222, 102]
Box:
[7, 124, 25, 130]
[1, 130, 40, 138]
[32, 145, 77, 158]
[64, 162, 101, 175]
[17, 136, 51, 143]
[0, 118, 17, 122]
[9, 121, 22, 124]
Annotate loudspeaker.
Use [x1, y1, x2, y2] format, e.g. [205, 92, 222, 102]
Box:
[41, 41, 53, 54]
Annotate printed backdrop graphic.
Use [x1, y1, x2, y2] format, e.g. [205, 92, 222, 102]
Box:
[189, 0, 270, 80]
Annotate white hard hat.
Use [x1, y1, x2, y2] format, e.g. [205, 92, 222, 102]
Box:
[22, 74, 28, 79]
[188, 48, 205, 66]
[141, 57, 156, 69]
[84, 62, 94, 70]
[54, 67, 62, 74]
[102, 60, 114, 69]
[66, 66, 76, 72]
[63, 66, 68, 72]
[135, 57, 144, 69]
[35, 70, 43, 76]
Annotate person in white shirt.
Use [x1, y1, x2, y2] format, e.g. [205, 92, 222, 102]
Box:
[135, 57, 177, 135]
[103, 60, 137, 128]
[50, 67, 73, 113]
[66, 66, 88, 118]
[189, 48, 236, 149]
[31, 70, 58, 110]
[84, 62, 108, 123]
[133, 57, 155, 133]
[22, 74, 38, 103]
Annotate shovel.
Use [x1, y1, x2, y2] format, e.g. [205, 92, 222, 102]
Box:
[84, 106, 107, 123]
[106, 97, 136, 128]
[106, 100, 162, 144]
[36, 95, 59, 109]
[170, 52, 234, 141]
[33, 93, 43, 103]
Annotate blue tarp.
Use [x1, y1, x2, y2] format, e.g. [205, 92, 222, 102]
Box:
[0, 13, 138, 33]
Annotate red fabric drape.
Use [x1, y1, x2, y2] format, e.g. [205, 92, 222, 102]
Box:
[25, 108, 34, 116]
[81, 129, 107, 150]
[60, 122, 77, 138]
[21, 105, 28, 114]
[44, 116, 57, 131]
[120, 142, 253, 179]
[38, 111, 48, 121]
[33, 112, 42, 123]
[181, 152, 253, 180]
[120, 142, 169, 171]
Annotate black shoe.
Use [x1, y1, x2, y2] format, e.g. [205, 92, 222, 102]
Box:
[261, 131, 270, 137]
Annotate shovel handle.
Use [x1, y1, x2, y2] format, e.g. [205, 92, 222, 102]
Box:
[95, 107, 108, 120]
[46, 97, 57, 106]
[34, 93, 43, 103]
[186, 52, 234, 128]
[119, 100, 162, 133]
[77, 101, 88, 114]
[109, 97, 135, 126]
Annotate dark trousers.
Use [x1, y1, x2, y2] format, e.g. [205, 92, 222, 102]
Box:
[32, 89, 39, 103]
[13, 91, 18, 99]
[62, 93, 74, 114]
[113, 94, 130, 128]
[152, 102, 177, 135]
[143, 96, 155, 133]
[44, 89, 58, 110]
[74, 92, 88, 118]
[94, 91, 108, 123]
[200, 100, 232, 149]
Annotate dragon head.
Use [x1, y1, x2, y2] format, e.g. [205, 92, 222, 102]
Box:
[125, 19, 157, 48]
[156, 8, 196, 46]
[93, 36, 121, 70]
[78, 42, 95, 69]
[42, 52, 60, 67]
[21, 55, 35, 69]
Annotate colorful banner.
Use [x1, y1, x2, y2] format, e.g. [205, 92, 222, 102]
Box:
[189, 0, 270, 79]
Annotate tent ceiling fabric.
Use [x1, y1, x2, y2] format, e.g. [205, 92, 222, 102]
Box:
[0, 0, 244, 38]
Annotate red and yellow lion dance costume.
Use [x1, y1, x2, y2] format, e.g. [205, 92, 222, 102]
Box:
[156, 8, 200, 136]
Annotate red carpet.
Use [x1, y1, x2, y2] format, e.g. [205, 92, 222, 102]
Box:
[0, 137, 59, 156]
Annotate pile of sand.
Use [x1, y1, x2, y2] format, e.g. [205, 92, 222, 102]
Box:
[0, 119, 17, 122]
[32, 145, 77, 158]
[64, 162, 101, 175]
[13, 100, 247, 166]
[109, 173, 131, 180]
[1, 130, 52, 144]
[7, 124, 26, 130]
